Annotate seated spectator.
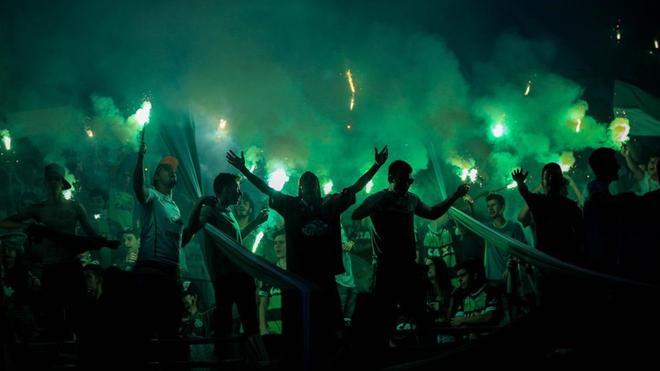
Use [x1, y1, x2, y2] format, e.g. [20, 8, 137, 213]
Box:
[448, 259, 501, 340]
[424, 257, 453, 325]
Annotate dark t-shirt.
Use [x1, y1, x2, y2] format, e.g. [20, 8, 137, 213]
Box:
[270, 190, 355, 280]
[200, 205, 243, 279]
[525, 193, 583, 263]
[358, 190, 423, 268]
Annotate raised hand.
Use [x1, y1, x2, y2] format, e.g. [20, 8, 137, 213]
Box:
[226, 150, 246, 171]
[375, 145, 389, 166]
[511, 168, 528, 184]
[454, 183, 471, 198]
[256, 208, 269, 224]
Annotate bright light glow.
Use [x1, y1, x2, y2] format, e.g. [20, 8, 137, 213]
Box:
[268, 167, 290, 191]
[93, 214, 101, 220]
[135, 101, 152, 128]
[575, 118, 582, 133]
[366, 180, 374, 194]
[252, 231, 265, 253]
[506, 181, 518, 189]
[524, 80, 532, 96]
[491, 122, 505, 138]
[559, 151, 576, 173]
[1, 129, 10, 150]
[219, 119, 227, 130]
[323, 180, 333, 195]
[249, 164, 257, 173]
[346, 123, 352, 130]
[85, 127, 94, 138]
[655, 40, 659, 49]
[460, 168, 478, 183]
[63, 190, 73, 200]
[609, 117, 630, 146]
[346, 69, 356, 111]
[346, 70, 356, 94]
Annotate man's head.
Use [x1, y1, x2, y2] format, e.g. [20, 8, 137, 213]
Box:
[44, 163, 71, 194]
[647, 154, 660, 179]
[121, 228, 140, 250]
[272, 230, 286, 260]
[152, 158, 178, 190]
[388, 160, 414, 196]
[485, 193, 505, 220]
[235, 194, 254, 218]
[541, 162, 566, 195]
[83, 264, 104, 300]
[455, 258, 485, 291]
[89, 188, 109, 211]
[298, 171, 321, 205]
[213, 173, 242, 206]
[589, 147, 620, 182]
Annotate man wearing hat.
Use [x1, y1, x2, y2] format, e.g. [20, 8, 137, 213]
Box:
[130, 142, 186, 361]
[0, 163, 107, 339]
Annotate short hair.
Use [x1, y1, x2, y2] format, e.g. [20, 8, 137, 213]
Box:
[454, 258, 485, 281]
[272, 229, 285, 240]
[213, 173, 241, 195]
[485, 193, 505, 207]
[122, 227, 137, 236]
[588, 147, 617, 177]
[388, 160, 413, 178]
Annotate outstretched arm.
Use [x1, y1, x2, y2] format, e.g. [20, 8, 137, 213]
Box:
[345, 146, 388, 194]
[184, 196, 218, 245]
[241, 209, 269, 237]
[227, 150, 276, 197]
[133, 142, 149, 204]
[415, 184, 471, 220]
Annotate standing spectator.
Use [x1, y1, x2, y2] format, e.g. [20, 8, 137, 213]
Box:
[258, 231, 287, 335]
[352, 159, 469, 346]
[621, 145, 660, 194]
[482, 193, 525, 283]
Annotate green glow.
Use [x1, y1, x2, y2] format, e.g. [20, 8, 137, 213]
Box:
[506, 180, 518, 189]
[365, 180, 374, 193]
[323, 180, 333, 195]
[491, 122, 505, 138]
[268, 167, 289, 191]
[460, 168, 478, 183]
[135, 100, 152, 128]
[252, 231, 264, 253]
[1, 129, 10, 150]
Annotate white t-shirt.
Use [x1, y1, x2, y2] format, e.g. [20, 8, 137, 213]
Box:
[137, 188, 184, 266]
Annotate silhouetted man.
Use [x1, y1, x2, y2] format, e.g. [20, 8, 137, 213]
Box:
[352, 159, 470, 346]
[227, 146, 388, 366]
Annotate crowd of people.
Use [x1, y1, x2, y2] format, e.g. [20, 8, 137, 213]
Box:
[1, 138, 659, 369]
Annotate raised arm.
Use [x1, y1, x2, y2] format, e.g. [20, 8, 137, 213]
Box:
[415, 184, 470, 220]
[621, 145, 644, 181]
[227, 150, 276, 197]
[184, 196, 218, 246]
[511, 169, 534, 205]
[133, 142, 149, 204]
[345, 146, 388, 194]
[241, 209, 269, 237]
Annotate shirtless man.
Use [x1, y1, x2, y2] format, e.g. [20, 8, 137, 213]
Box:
[1, 163, 106, 338]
